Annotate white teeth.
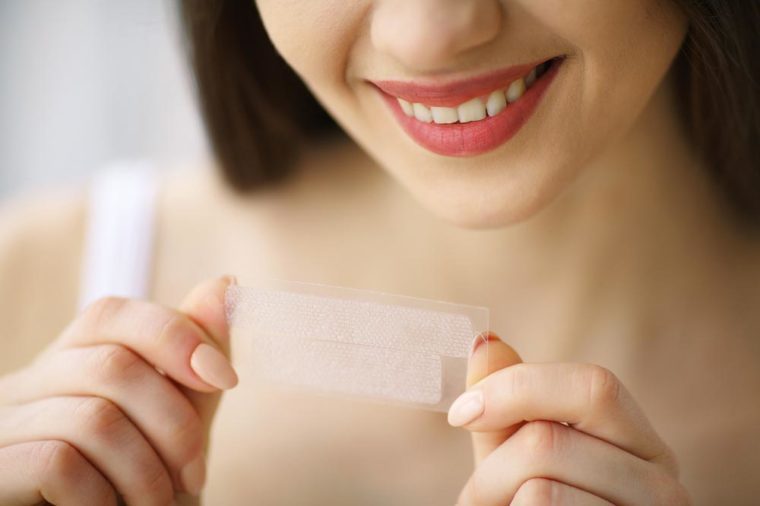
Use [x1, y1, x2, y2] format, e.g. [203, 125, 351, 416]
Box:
[412, 102, 433, 123]
[431, 106, 458, 124]
[485, 90, 507, 117]
[399, 69, 536, 124]
[397, 98, 414, 117]
[506, 78, 526, 103]
[525, 68, 537, 87]
[457, 97, 486, 123]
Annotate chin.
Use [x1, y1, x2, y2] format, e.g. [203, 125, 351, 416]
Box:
[406, 169, 571, 230]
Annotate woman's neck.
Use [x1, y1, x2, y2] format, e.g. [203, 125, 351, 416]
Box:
[420, 72, 756, 359]
[224, 72, 756, 359]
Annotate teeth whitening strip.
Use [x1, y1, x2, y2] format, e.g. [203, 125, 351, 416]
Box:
[225, 279, 489, 412]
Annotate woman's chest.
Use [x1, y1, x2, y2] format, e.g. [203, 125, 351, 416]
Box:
[202, 381, 474, 505]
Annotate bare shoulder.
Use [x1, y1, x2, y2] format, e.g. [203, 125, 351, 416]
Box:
[0, 185, 87, 374]
[151, 140, 408, 304]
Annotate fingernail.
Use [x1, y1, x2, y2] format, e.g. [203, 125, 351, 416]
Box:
[447, 389, 485, 427]
[468, 331, 495, 359]
[181, 454, 206, 496]
[190, 343, 238, 389]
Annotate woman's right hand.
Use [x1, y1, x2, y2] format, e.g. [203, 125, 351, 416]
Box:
[0, 276, 239, 505]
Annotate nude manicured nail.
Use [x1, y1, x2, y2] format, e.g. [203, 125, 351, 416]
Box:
[190, 343, 238, 389]
[181, 454, 206, 496]
[447, 390, 485, 427]
[468, 331, 498, 359]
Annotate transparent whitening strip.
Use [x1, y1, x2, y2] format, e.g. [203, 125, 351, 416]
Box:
[226, 279, 489, 412]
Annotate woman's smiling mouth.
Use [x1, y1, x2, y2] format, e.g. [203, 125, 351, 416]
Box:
[369, 56, 564, 157]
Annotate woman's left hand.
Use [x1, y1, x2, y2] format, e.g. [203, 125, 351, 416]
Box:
[450, 333, 690, 505]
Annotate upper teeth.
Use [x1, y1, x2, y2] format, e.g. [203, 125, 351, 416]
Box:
[412, 102, 433, 123]
[457, 97, 487, 123]
[396, 67, 540, 125]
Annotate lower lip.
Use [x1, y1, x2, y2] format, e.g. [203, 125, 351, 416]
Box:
[376, 59, 562, 157]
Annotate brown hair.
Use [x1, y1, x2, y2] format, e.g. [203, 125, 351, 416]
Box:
[179, 0, 760, 222]
[178, 0, 341, 191]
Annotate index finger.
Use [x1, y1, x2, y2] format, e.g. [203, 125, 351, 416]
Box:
[451, 362, 676, 469]
[53, 293, 236, 393]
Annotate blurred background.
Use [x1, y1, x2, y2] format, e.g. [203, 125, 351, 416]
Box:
[0, 0, 207, 199]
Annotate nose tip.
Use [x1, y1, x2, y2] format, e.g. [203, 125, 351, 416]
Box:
[371, 0, 503, 73]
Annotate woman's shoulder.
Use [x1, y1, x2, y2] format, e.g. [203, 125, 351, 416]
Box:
[0, 184, 87, 373]
[0, 182, 87, 245]
[151, 145, 407, 303]
[0, 184, 88, 300]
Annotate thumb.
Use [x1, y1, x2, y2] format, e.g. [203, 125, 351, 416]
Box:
[179, 275, 238, 428]
[463, 331, 523, 464]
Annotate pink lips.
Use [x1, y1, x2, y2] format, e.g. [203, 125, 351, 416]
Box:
[370, 58, 563, 157]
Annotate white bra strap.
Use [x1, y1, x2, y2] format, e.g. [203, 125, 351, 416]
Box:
[78, 161, 160, 310]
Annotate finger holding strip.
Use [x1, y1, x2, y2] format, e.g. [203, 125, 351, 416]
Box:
[449, 362, 677, 472]
[464, 332, 524, 464]
[52, 296, 237, 393]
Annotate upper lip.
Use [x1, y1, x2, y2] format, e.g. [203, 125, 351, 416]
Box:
[368, 59, 547, 107]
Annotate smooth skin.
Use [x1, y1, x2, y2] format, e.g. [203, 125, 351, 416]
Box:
[1, 0, 760, 503]
[249, 0, 739, 501]
[256, 0, 688, 226]
[0, 276, 237, 505]
[455, 335, 687, 504]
